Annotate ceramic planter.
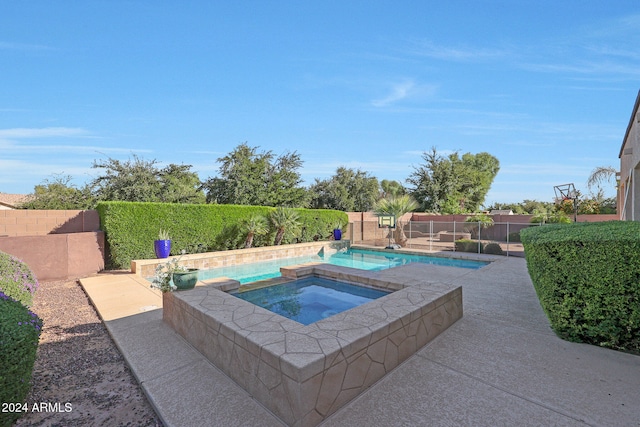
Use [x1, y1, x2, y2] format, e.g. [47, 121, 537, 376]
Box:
[154, 239, 171, 258]
[333, 229, 342, 241]
[172, 269, 199, 290]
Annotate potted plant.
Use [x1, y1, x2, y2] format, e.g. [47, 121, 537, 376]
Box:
[154, 229, 171, 259]
[171, 267, 199, 290]
[332, 223, 343, 241]
[151, 252, 199, 292]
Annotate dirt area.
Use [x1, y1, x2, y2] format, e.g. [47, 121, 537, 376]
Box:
[14, 279, 163, 427]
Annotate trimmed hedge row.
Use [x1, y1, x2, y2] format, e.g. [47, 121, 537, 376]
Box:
[96, 202, 348, 269]
[521, 221, 640, 354]
[454, 240, 505, 255]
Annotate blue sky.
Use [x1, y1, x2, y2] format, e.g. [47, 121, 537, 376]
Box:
[1, 1, 639, 205]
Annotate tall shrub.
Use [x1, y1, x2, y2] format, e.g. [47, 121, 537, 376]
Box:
[0, 252, 39, 307]
[521, 221, 640, 353]
[0, 292, 43, 426]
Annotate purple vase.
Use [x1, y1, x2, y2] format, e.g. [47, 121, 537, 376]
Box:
[154, 240, 171, 258]
[333, 229, 342, 241]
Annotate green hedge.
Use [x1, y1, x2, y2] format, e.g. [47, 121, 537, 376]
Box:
[0, 252, 39, 307]
[0, 291, 43, 426]
[454, 239, 483, 253]
[96, 202, 348, 269]
[483, 242, 505, 255]
[521, 221, 640, 354]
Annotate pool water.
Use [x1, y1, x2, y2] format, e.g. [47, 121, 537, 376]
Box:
[230, 276, 390, 325]
[198, 248, 487, 284]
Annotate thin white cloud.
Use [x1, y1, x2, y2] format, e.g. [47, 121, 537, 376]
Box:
[8, 144, 151, 154]
[371, 80, 437, 107]
[0, 127, 153, 159]
[407, 40, 508, 62]
[500, 163, 593, 177]
[520, 60, 639, 77]
[0, 127, 88, 139]
[0, 41, 53, 51]
[372, 81, 414, 107]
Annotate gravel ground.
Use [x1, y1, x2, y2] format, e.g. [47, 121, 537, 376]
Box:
[15, 279, 163, 427]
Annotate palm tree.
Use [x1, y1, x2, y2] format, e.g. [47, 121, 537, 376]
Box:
[373, 195, 418, 246]
[270, 207, 301, 246]
[241, 214, 269, 248]
[587, 166, 617, 191]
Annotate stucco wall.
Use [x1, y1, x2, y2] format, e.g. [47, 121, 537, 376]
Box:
[347, 212, 621, 243]
[0, 231, 105, 281]
[0, 209, 104, 280]
[0, 210, 100, 237]
[619, 91, 640, 220]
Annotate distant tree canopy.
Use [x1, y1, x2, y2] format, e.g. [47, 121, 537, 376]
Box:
[486, 194, 616, 216]
[91, 155, 205, 204]
[25, 143, 568, 214]
[308, 167, 379, 212]
[20, 175, 95, 210]
[202, 143, 307, 207]
[380, 179, 406, 198]
[407, 148, 500, 213]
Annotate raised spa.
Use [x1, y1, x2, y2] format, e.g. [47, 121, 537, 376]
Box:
[163, 263, 462, 427]
[230, 276, 391, 325]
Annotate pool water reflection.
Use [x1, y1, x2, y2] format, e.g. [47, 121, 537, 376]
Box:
[230, 276, 390, 325]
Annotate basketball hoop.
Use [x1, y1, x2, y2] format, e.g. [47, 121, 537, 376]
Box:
[553, 183, 578, 221]
[554, 183, 577, 201]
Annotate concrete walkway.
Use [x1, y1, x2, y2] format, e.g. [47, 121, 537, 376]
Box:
[80, 257, 640, 427]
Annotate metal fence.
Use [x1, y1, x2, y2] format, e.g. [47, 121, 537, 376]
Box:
[347, 220, 543, 257]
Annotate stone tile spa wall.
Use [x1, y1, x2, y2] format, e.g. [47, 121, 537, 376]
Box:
[163, 264, 462, 426]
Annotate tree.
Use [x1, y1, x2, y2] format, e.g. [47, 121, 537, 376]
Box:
[308, 167, 379, 211]
[270, 207, 301, 245]
[203, 143, 307, 207]
[373, 195, 418, 246]
[158, 164, 206, 204]
[380, 179, 406, 198]
[91, 155, 162, 202]
[587, 166, 617, 192]
[90, 155, 204, 203]
[241, 214, 269, 248]
[407, 148, 499, 213]
[21, 175, 95, 210]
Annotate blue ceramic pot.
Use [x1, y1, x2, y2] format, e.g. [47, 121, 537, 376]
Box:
[154, 239, 171, 258]
[333, 229, 342, 241]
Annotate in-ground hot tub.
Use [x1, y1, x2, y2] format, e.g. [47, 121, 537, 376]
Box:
[163, 263, 462, 427]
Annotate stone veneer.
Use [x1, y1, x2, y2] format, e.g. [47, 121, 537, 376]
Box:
[163, 263, 462, 427]
[131, 240, 350, 278]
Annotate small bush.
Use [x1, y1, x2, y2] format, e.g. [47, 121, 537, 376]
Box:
[521, 221, 640, 354]
[0, 252, 39, 307]
[455, 239, 483, 253]
[508, 231, 521, 243]
[483, 242, 505, 255]
[0, 291, 43, 426]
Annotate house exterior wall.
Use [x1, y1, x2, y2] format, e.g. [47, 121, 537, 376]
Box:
[619, 90, 640, 221]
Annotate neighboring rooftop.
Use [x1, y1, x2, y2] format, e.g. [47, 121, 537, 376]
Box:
[0, 193, 30, 209]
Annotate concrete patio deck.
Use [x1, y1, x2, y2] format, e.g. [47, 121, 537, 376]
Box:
[80, 256, 640, 427]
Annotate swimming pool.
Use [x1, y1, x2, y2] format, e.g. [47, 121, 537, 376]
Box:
[198, 248, 487, 283]
[230, 276, 390, 325]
